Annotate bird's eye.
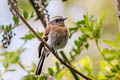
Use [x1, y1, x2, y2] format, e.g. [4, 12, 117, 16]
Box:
[56, 19, 59, 22]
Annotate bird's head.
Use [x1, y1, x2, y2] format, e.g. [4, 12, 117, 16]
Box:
[48, 16, 67, 26]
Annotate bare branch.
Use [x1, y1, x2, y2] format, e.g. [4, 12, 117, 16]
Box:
[8, 0, 19, 17]
[8, 0, 91, 80]
[29, 0, 50, 28]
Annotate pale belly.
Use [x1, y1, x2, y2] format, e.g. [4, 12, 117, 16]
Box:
[47, 31, 69, 50]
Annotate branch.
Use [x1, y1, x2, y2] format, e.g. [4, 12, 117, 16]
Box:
[29, 0, 67, 28]
[29, 0, 49, 28]
[8, 0, 91, 80]
[115, 0, 120, 31]
[17, 61, 30, 73]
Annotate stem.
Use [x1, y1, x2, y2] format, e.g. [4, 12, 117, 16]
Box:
[8, 0, 92, 79]
[95, 39, 118, 71]
[17, 62, 30, 73]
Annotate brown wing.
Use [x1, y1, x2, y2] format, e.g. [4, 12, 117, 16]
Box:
[38, 26, 50, 58]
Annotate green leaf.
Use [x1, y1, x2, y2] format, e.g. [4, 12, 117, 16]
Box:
[89, 17, 94, 31]
[93, 21, 101, 39]
[85, 43, 89, 49]
[103, 40, 117, 48]
[23, 11, 29, 19]
[84, 14, 89, 28]
[48, 68, 54, 76]
[3, 63, 9, 69]
[22, 32, 43, 41]
[80, 27, 93, 37]
[106, 56, 116, 61]
[76, 20, 85, 26]
[116, 64, 120, 70]
[0, 25, 5, 30]
[30, 11, 34, 18]
[6, 24, 12, 32]
[69, 27, 77, 31]
[38, 32, 43, 37]
[13, 16, 19, 25]
[97, 73, 107, 80]
[22, 34, 35, 40]
[55, 62, 60, 72]
[100, 11, 107, 27]
[93, 12, 107, 39]
[8, 52, 19, 63]
[78, 35, 87, 42]
[102, 48, 117, 56]
[22, 74, 38, 80]
[105, 74, 115, 79]
[111, 68, 117, 73]
[69, 52, 74, 60]
[12, 56, 19, 63]
[56, 71, 66, 80]
[39, 75, 47, 80]
[100, 61, 111, 72]
[8, 48, 24, 64]
[72, 47, 81, 54]
[79, 57, 93, 76]
[69, 27, 78, 38]
[74, 40, 83, 49]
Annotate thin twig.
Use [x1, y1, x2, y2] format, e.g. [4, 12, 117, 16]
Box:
[8, 0, 91, 80]
[17, 62, 30, 73]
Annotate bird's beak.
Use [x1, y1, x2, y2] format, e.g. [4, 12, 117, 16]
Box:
[63, 18, 67, 21]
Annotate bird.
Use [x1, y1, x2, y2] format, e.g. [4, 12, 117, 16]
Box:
[35, 16, 69, 76]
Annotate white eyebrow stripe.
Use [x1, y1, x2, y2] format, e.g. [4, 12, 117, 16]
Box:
[49, 16, 64, 22]
[51, 16, 63, 19]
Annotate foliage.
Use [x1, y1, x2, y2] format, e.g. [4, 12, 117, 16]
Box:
[22, 32, 43, 42]
[0, 3, 120, 80]
[99, 33, 120, 80]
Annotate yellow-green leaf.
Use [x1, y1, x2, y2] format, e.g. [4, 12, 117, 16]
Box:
[103, 40, 117, 48]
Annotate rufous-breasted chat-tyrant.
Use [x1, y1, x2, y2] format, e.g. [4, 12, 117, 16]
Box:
[35, 16, 69, 76]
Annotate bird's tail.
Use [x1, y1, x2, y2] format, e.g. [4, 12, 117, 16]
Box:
[35, 48, 47, 76]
